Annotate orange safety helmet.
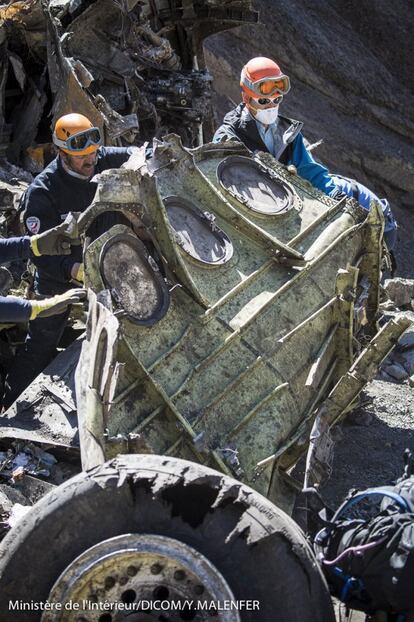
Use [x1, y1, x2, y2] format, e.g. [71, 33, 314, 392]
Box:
[53, 113, 102, 156]
[240, 57, 290, 104]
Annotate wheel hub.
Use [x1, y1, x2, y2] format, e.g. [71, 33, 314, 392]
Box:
[42, 534, 240, 622]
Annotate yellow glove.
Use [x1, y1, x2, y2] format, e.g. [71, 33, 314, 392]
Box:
[30, 213, 81, 256]
[29, 289, 86, 320]
[70, 262, 84, 284]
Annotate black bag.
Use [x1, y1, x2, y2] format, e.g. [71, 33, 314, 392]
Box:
[314, 475, 414, 617]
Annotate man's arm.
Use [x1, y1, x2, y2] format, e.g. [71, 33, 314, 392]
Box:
[0, 218, 78, 265]
[0, 296, 32, 323]
[0, 289, 85, 323]
[290, 134, 339, 196]
[213, 122, 241, 143]
[0, 237, 31, 264]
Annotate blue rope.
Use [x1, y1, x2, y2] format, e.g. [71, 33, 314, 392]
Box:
[334, 488, 411, 521]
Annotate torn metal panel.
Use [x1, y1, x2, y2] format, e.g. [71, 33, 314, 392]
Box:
[7, 69, 47, 163]
[75, 289, 120, 471]
[1, 338, 82, 448]
[94, 94, 139, 143]
[72, 138, 411, 506]
[0, 1, 47, 64]
[44, 4, 140, 144]
[63, 0, 138, 76]
[44, 5, 105, 132]
[304, 314, 412, 488]
[8, 51, 25, 92]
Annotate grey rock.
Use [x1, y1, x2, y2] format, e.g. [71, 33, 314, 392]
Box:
[346, 410, 374, 426]
[383, 363, 409, 381]
[0, 485, 27, 513]
[408, 375, 414, 388]
[400, 350, 414, 376]
[398, 330, 414, 350]
[383, 278, 414, 308]
[377, 369, 397, 383]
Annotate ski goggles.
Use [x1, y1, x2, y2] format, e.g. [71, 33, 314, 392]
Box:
[251, 95, 284, 106]
[244, 74, 290, 97]
[53, 127, 102, 152]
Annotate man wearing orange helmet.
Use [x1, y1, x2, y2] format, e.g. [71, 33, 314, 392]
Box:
[214, 57, 397, 248]
[3, 112, 135, 408]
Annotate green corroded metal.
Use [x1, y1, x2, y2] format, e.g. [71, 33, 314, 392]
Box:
[76, 135, 409, 502]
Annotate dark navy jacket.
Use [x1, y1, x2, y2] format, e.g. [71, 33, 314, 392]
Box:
[24, 146, 133, 295]
[0, 236, 32, 322]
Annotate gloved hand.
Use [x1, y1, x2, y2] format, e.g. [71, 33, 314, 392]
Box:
[30, 212, 81, 256]
[70, 262, 84, 284]
[29, 288, 86, 320]
[329, 188, 348, 201]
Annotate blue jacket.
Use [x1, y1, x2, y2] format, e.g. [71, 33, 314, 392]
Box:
[0, 236, 32, 322]
[24, 146, 133, 295]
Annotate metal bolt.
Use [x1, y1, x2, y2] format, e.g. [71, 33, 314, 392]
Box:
[104, 577, 116, 590]
[127, 565, 138, 577]
[173, 569, 186, 581]
[150, 563, 163, 575]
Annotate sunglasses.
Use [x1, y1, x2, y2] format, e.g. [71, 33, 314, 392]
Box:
[256, 97, 283, 105]
[53, 127, 102, 152]
[250, 95, 283, 107]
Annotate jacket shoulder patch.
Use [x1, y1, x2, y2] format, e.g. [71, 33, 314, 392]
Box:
[26, 216, 41, 234]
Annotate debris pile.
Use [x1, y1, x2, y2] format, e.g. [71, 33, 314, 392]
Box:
[0, 0, 257, 409]
[0, 0, 258, 181]
[0, 439, 78, 540]
[0, 440, 57, 479]
[0, 441, 56, 538]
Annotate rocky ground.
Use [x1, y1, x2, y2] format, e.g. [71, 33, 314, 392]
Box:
[322, 309, 414, 509]
[322, 376, 414, 506]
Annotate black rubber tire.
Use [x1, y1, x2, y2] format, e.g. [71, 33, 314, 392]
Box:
[0, 455, 335, 621]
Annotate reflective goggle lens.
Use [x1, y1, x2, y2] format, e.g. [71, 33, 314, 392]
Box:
[257, 96, 283, 105]
[257, 76, 290, 96]
[68, 128, 102, 150]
